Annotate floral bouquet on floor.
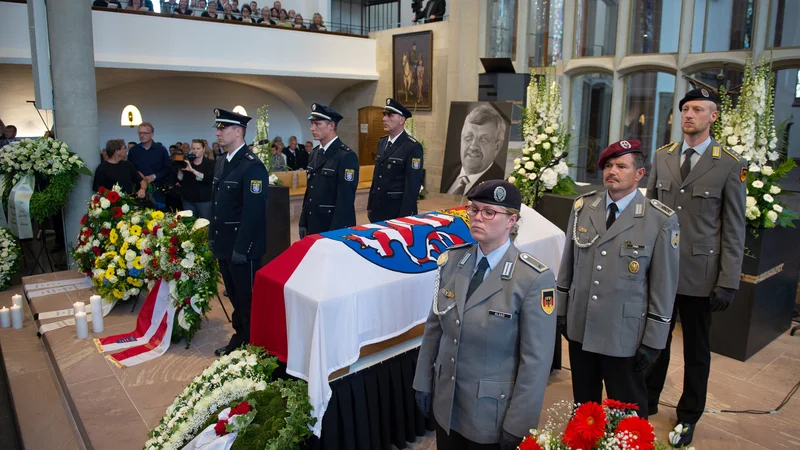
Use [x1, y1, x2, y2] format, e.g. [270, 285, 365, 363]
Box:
[508, 74, 576, 208]
[139, 210, 218, 343]
[711, 56, 797, 230]
[0, 227, 22, 291]
[519, 399, 685, 450]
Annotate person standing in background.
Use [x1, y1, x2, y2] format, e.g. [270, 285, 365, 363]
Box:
[127, 122, 171, 209]
[179, 139, 215, 219]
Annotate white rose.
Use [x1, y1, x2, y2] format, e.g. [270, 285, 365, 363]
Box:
[507, 176, 516, 184]
[724, 126, 734, 135]
[541, 168, 558, 190]
[522, 147, 531, 155]
[121, 204, 130, 213]
[763, 194, 774, 203]
[770, 185, 781, 195]
[761, 166, 774, 176]
[746, 196, 756, 208]
[752, 180, 764, 189]
[99, 198, 111, 209]
[518, 168, 526, 175]
[544, 127, 554, 134]
[767, 210, 778, 223]
[773, 204, 783, 213]
[532, 153, 542, 161]
[543, 142, 551, 150]
[524, 161, 535, 170]
[513, 158, 522, 165]
[550, 136, 559, 143]
[514, 164, 521, 170]
[727, 136, 739, 146]
[527, 173, 537, 180]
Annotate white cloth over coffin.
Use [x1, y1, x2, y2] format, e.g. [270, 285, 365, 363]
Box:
[284, 205, 566, 437]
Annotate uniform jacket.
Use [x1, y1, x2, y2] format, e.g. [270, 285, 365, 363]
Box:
[413, 243, 556, 444]
[209, 144, 269, 260]
[296, 149, 310, 171]
[282, 146, 304, 171]
[367, 131, 424, 222]
[556, 190, 680, 357]
[299, 137, 359, 234]
[646, 138, 746, 297]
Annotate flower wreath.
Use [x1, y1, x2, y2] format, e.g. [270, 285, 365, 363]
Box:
[0, 227, 22, 291]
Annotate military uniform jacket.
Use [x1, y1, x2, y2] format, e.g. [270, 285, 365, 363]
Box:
[413, 244, 556, 444]
[646, 138, 746, 297]
[556, 190, 680, 357]
[209, 144, 269, 260]
[367, 131, 424, 222]
[299, 137, 359, 234]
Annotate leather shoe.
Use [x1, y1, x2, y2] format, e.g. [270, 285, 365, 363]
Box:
[214, 345, 230, 357]
[669, 422, 695, 447]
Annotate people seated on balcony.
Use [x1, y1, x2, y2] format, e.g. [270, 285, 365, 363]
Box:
[222, 3, 239, 20]
[176, 0, 193, 15]
[287, 9, 296, 21]
[270, 142, 289, 172]
[272, 1, 281, 11]
[197, 0, 207, 12]
[412, 0, 446, 23]
[230, 0, 240, 12]
[275, 9, 291, 27]
[127, 0, 148, 11]
[94, 139, 147, 198]
[258, 6, 273, 24]
[240, 5, 254, 22]
[202, 1, 219, 17]
[93, 0, 122, 7]
[293, 14, 305, 28]
[309, 13, 326, 31]
[268, 7, 279, 23]
[249, 1, 258, 16]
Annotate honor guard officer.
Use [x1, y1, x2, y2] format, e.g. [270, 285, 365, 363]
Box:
[414, 180, 556, 450]
[556, 140, 680, 417]
[299, 104, 360, 238]
[209, 108, 269, 357]
[645, 88, 746, 446]
[367, 98, 424, 222]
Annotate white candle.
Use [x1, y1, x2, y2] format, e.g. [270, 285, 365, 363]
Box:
[0, 307, 10, 328]
[12, 294, 23, 308]
[73, 301, 85, 314]
[90, 295, 104, 333]
[10, 304, 23, 329]
[75, 312, 89, 339]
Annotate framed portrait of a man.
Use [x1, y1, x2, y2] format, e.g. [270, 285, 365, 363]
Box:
[392, 30, 433, 112]
[440, 102, 512, 195]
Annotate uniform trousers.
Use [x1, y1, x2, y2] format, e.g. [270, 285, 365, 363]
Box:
[568, 340, 649, 419]
[218, 258, 262, 348]
[646, 294, 711, 424]
[435, 421, 499, 450]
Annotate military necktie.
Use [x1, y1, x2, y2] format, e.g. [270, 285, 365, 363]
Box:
[606, 202, 618, 230]
[467, 257, 490, 300]
[452, 176, 469, 195]
[680, 148, 695, 181]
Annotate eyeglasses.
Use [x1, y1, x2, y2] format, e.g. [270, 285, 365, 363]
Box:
[465, 205, 512, 220]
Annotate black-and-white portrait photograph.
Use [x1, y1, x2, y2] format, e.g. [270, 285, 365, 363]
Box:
[439, 102, 512, 195]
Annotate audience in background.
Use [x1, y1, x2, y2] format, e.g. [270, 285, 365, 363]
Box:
[293, 14, 305, 28]
[176, 0, 193, 15]
[269, 7, 279, 22]
[250, 1, 258, 16]
[222, 3, 238, 20]
[287, 9, 295, 20]
[258, 7, 273, 24]
[4, 125, 17, 143]
[283, 136, 303, 170]
[202, 1, 219, 17]
[276, 9, 291, 26]
[270, 142, 289, 172]
[197, 0, 207, 10]
[240, 5, 254, 22]
[273, 1, 281, 11]
[127, 0, 147, 10]
[127, 141, 136, 150]
[231, 0, 240, 12]
[309, 13, 326, 30]
[212, 142, 223, 157]
[94, 139, 147, 197]
[178, 139, 215, 219]
[128, 122, 171, 209]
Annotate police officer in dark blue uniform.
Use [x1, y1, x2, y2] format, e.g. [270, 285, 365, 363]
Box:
[299, 104, 360, 238]
[209, 108, 269, 356]
[367, 98, 424, 223]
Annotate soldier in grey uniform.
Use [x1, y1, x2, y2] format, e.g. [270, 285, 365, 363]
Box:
[413, 180, 556, 450]
[645, 88, 747, 446]
[556, 139, 680, 417]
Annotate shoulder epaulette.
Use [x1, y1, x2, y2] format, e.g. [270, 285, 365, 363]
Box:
[408, 135, 418, 143]
[437, 242, 473, 267]
[650, 199, 675, 216]
[246, 153, 255, 160]
[572, 190, 597, 211]
[722, 147, 740, 162]
[518, 253, 548, 273]
[657, 142, 679, 153]
[445, 242, 472, 252]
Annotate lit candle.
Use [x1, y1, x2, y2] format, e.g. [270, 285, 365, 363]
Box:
[0, 307, 10, 328]
[75, 312, 89, 339]
[12, 294, 23, 308]
[73, 301, 85, 314]
[10, 304, 23, 329]
[90, 295, 104, 333]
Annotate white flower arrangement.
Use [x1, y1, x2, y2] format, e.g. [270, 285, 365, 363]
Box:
[508, 75, 576, 207]
[712, 57, 797, 229]
[0, 228, 22, 291]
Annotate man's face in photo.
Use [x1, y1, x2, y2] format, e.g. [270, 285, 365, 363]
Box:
[460, 120, 500, 174]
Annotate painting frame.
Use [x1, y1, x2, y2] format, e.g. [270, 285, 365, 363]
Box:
[392, 30, 433, 112]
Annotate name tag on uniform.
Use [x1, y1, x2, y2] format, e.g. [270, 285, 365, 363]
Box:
[489, 310, 512, 320]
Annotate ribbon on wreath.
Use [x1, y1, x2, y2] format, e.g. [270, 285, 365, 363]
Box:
[7, 174, 35, 239]
[94, 278, 175, 368]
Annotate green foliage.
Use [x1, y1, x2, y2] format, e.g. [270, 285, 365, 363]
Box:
[30, 171, 79, 223]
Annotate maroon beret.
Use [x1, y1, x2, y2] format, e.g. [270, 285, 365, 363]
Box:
[598, 139, 642, 169]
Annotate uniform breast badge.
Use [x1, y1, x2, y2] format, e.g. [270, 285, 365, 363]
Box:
[628, 260, 640, 274]
[540, 288, 555, 315]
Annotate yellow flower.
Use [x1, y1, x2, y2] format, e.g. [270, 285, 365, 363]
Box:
[109, 229, 118, 244]
[116, 221, 126, 230]
[130, 225, 142, 236]
[126, 277, 137, 285]
[112, 289, 124, 299]
[104, 251, 118, 258]
[135, 238, 144, 250]
[133, 256, 143, 270]
[105, 267, 115, 279]
[151, 211, 165, 220]
[147, 220, 156, 231]
[120, 242, 129, 255]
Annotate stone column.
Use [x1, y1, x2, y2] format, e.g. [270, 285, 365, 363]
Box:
[46, 1, 100, 264]
[607, 0, 631, 144]
[673, 0, 696, 143]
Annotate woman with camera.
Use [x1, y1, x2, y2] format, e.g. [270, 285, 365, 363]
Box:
[178, 139, 215, 219]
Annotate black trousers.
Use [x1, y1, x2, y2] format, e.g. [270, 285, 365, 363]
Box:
[218, 258, 262, 348]
[568, 340, 649, 419]
[435, 421, 499, 450]
[646, 294, 711, 424]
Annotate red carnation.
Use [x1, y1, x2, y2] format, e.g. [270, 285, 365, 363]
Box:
[570, 402, 607, 445]
[214, 420, 228, 436]
[176, 215, 182, 220]
[107, 191, 120, 203]
[173, 271, 181, 280]
[84, 229, 92, 238]
[93, 247, 102, 256]
[603, 399, 640, 411]
[168, 246, 178, 255]
[100, 229, 110, 236]
[111, 207, 123, 219]
[80, 215, 88, 225]
[230, 401, 252, 416]
[152, 225, 160, 233]
[616, 417, 655, 450]
[169, 222, 177, 228]
[144, 248, 152, 255]
[170, 256, 179, 264]
[518, 435, 543, 450]
[98, 186, 107, 194]
[143, 228, 150, 235]
[170, 236, 179, 245]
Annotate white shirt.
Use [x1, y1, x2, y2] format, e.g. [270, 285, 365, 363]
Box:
[447, 165, 493, 195]
[388, 130, 404, 146]
[681, 135, 711, 170]
[320, 136, 339, 154]
[474, 239, 512, 281]
[605, 189, 638, 221]
[226, 143, 246, 162]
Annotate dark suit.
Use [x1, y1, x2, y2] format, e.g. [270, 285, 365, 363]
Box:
[210, 144, 269, 348]
[300, 137, 360, 234]
[283, 146, 303, 170]
[416, 0, 446, 22]
[368, 131, 424, 222]
[440, 162, 504, 195]
[296, 149, 310, 170]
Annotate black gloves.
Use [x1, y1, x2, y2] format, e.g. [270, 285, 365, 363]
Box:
[557, 315, 567, 338]
[500, 430, 523, 450]
[710, 286, 736, 312]
[231, 251, 247, 265]
[414, 390, 431, 418]
[634, 344, 661, 372]
[299, 226, 307, 239]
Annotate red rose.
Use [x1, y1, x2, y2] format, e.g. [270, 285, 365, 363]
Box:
[80, 215, 88, 225]
[100, 229, 110, 236]
[173, 271, 181, 280]
[98, 186, 107, 194]
[107, 191, 120, 203]
[176, 215, 182, 220]
[230, 401, 252, 416]
[84, 229, 92, 238]
[143, 228, 150, 235]
[93, 247, 102, 256]
[170, 256, 179, 264]
[615, 417, 655, 450]
[170, 236, 179, 245]
[169, 222, 177, 228]
[111, 207, 123, 218]
[144, 248, 152, 255]
[168, 246, 178, 255]
[152, 225, 160, 233]
[518, 436, 543, 450]
[603, 399, 639, 411]
[93, 196, 99, 204]
[214, 420, 228, 436]
[184, 297, 191, 304]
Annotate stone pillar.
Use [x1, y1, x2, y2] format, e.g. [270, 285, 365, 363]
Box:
[607, 0, 632, 144]
[672, 0, 696, 143]
[46, 1, 100, 264]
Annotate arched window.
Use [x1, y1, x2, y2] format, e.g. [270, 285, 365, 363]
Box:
[628, 0, 681, 54]
[570, 73, 613, 183]
[527, 0, 564, 67]
[622, 71, 676, 159]
[768, 0, 800, 48]
[574, 0, 618, 57]
[691, 0, 753, 53]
